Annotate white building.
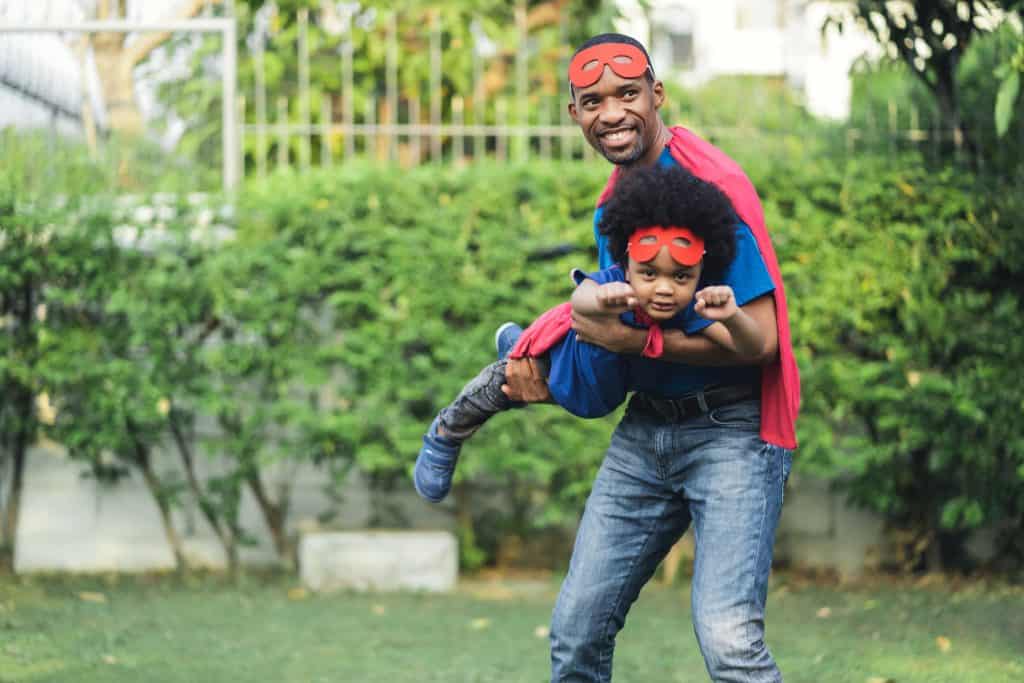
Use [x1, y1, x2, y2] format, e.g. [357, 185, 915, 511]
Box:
[614, 0, 881, 120]
[0, 0, 108, 135]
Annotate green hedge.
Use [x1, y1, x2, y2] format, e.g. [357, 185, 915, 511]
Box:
[5, 153, 1023, 569]
[238, 157, 1024, 566]
[238, 162, 620, 526]
[754, 154, 1024, 565]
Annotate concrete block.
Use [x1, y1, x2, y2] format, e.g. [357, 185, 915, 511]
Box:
[832, 497, 885, 578]
[778, 473, 833, 536]
[300, 531, 457, 593]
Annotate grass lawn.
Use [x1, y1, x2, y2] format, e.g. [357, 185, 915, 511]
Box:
[0, 569, 1021, 682]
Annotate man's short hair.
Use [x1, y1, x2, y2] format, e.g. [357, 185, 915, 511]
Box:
[569, 33, 656, 96]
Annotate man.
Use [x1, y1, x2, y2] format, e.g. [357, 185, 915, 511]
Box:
[502, 34, 801, 683]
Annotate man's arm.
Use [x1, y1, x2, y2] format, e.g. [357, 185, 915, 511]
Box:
[570, 294, 779, 367]
[503, 278, 637, 402]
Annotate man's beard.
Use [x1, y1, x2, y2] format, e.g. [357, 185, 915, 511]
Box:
[598, 137, 647, 166]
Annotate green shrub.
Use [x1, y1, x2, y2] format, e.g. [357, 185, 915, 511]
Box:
[239, 156, 1024, 569]
[6, 149, 1022, 571]
[238, 162, 618, 528]
[756, 153, 1024, 567]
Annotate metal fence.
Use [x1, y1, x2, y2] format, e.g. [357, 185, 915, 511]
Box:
[238, 3, 988, 177]
[241, 3, 599, 176]
[3, 1, 1006, 185]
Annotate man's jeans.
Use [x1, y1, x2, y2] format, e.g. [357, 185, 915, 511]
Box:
[550, 398, 792, 683]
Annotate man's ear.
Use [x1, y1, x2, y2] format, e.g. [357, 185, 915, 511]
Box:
[651, 80, 665, 110]
[568, 100, 579, 123]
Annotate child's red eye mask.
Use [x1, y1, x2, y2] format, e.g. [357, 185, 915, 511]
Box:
[627, 226, 705, 266]
[569, 43, 651, 89]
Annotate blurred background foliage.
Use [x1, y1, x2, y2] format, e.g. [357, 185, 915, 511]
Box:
[2, 2, 1022, 573]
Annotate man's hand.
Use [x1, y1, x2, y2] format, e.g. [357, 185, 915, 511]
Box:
[594, 282, 639, 313]
[693, 285, 739, 322]
[502, 357, 552, 403]
[571, 311, 647, 354]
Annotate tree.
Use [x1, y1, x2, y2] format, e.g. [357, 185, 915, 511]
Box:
[0, 191, 43, 553]
[90, 0, 225, 135]
[829, 1, 1024, 158]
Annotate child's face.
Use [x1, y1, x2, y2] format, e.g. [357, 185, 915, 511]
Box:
[625, 246, 702, 321]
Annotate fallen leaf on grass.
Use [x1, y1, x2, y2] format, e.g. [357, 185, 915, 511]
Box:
[371, 605, 386, 616]
[866, 677, 894, 683]
[78, 592, 107, 604]
[287, 587, 308, 601]
[534, 625, 550, 638]
[469, 618, 491, 630]
[816, 607, 832, 618]
[936, 636, 952, 653]
[102, 654, 118, 665]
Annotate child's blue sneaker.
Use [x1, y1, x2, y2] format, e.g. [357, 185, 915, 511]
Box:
[495, 321, 523, 360]
[413, 417, 461, 503]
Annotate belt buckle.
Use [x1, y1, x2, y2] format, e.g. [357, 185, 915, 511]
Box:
[649, 397, 679, 422]
[675, 391, 708, 421]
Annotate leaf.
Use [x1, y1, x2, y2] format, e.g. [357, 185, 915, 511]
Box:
[935, 635, 952, 653]
[995, 71, 1020, 138]
[78, 591, 107, 603]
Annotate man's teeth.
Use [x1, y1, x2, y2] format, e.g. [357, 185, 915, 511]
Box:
[603, 130, 632, 142]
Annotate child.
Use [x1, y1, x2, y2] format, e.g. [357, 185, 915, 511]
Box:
[414, 165, 767, 502]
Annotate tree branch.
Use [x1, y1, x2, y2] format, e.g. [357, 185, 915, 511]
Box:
[127, 0, 225, 67]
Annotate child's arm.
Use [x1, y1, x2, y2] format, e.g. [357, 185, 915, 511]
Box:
[693, 286, 765, 360]
[571, 279, 638, 317]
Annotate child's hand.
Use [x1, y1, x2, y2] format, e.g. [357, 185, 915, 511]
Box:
[595, 282, 639, 312]
[694, 285, 739, 321]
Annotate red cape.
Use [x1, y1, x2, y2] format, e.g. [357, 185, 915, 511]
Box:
[597, 127, 800, 449]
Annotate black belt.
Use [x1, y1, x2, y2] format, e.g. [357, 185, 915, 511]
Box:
[631, 384, 760, 423]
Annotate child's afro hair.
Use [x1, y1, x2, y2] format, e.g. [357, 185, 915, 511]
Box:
[598, 164, 737, 281]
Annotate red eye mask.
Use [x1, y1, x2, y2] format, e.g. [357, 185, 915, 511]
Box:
[568, 42, 651, 89]
[627, 226, 705, 266]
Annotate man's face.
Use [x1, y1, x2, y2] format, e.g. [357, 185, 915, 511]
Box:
[568, 67, 665, 166]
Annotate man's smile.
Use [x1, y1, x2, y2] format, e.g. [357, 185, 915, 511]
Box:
[598, 126, 638, 149]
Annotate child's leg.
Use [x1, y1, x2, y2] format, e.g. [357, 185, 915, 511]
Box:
[416, 358, 522, 503]
[437, 359, 513, 441]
